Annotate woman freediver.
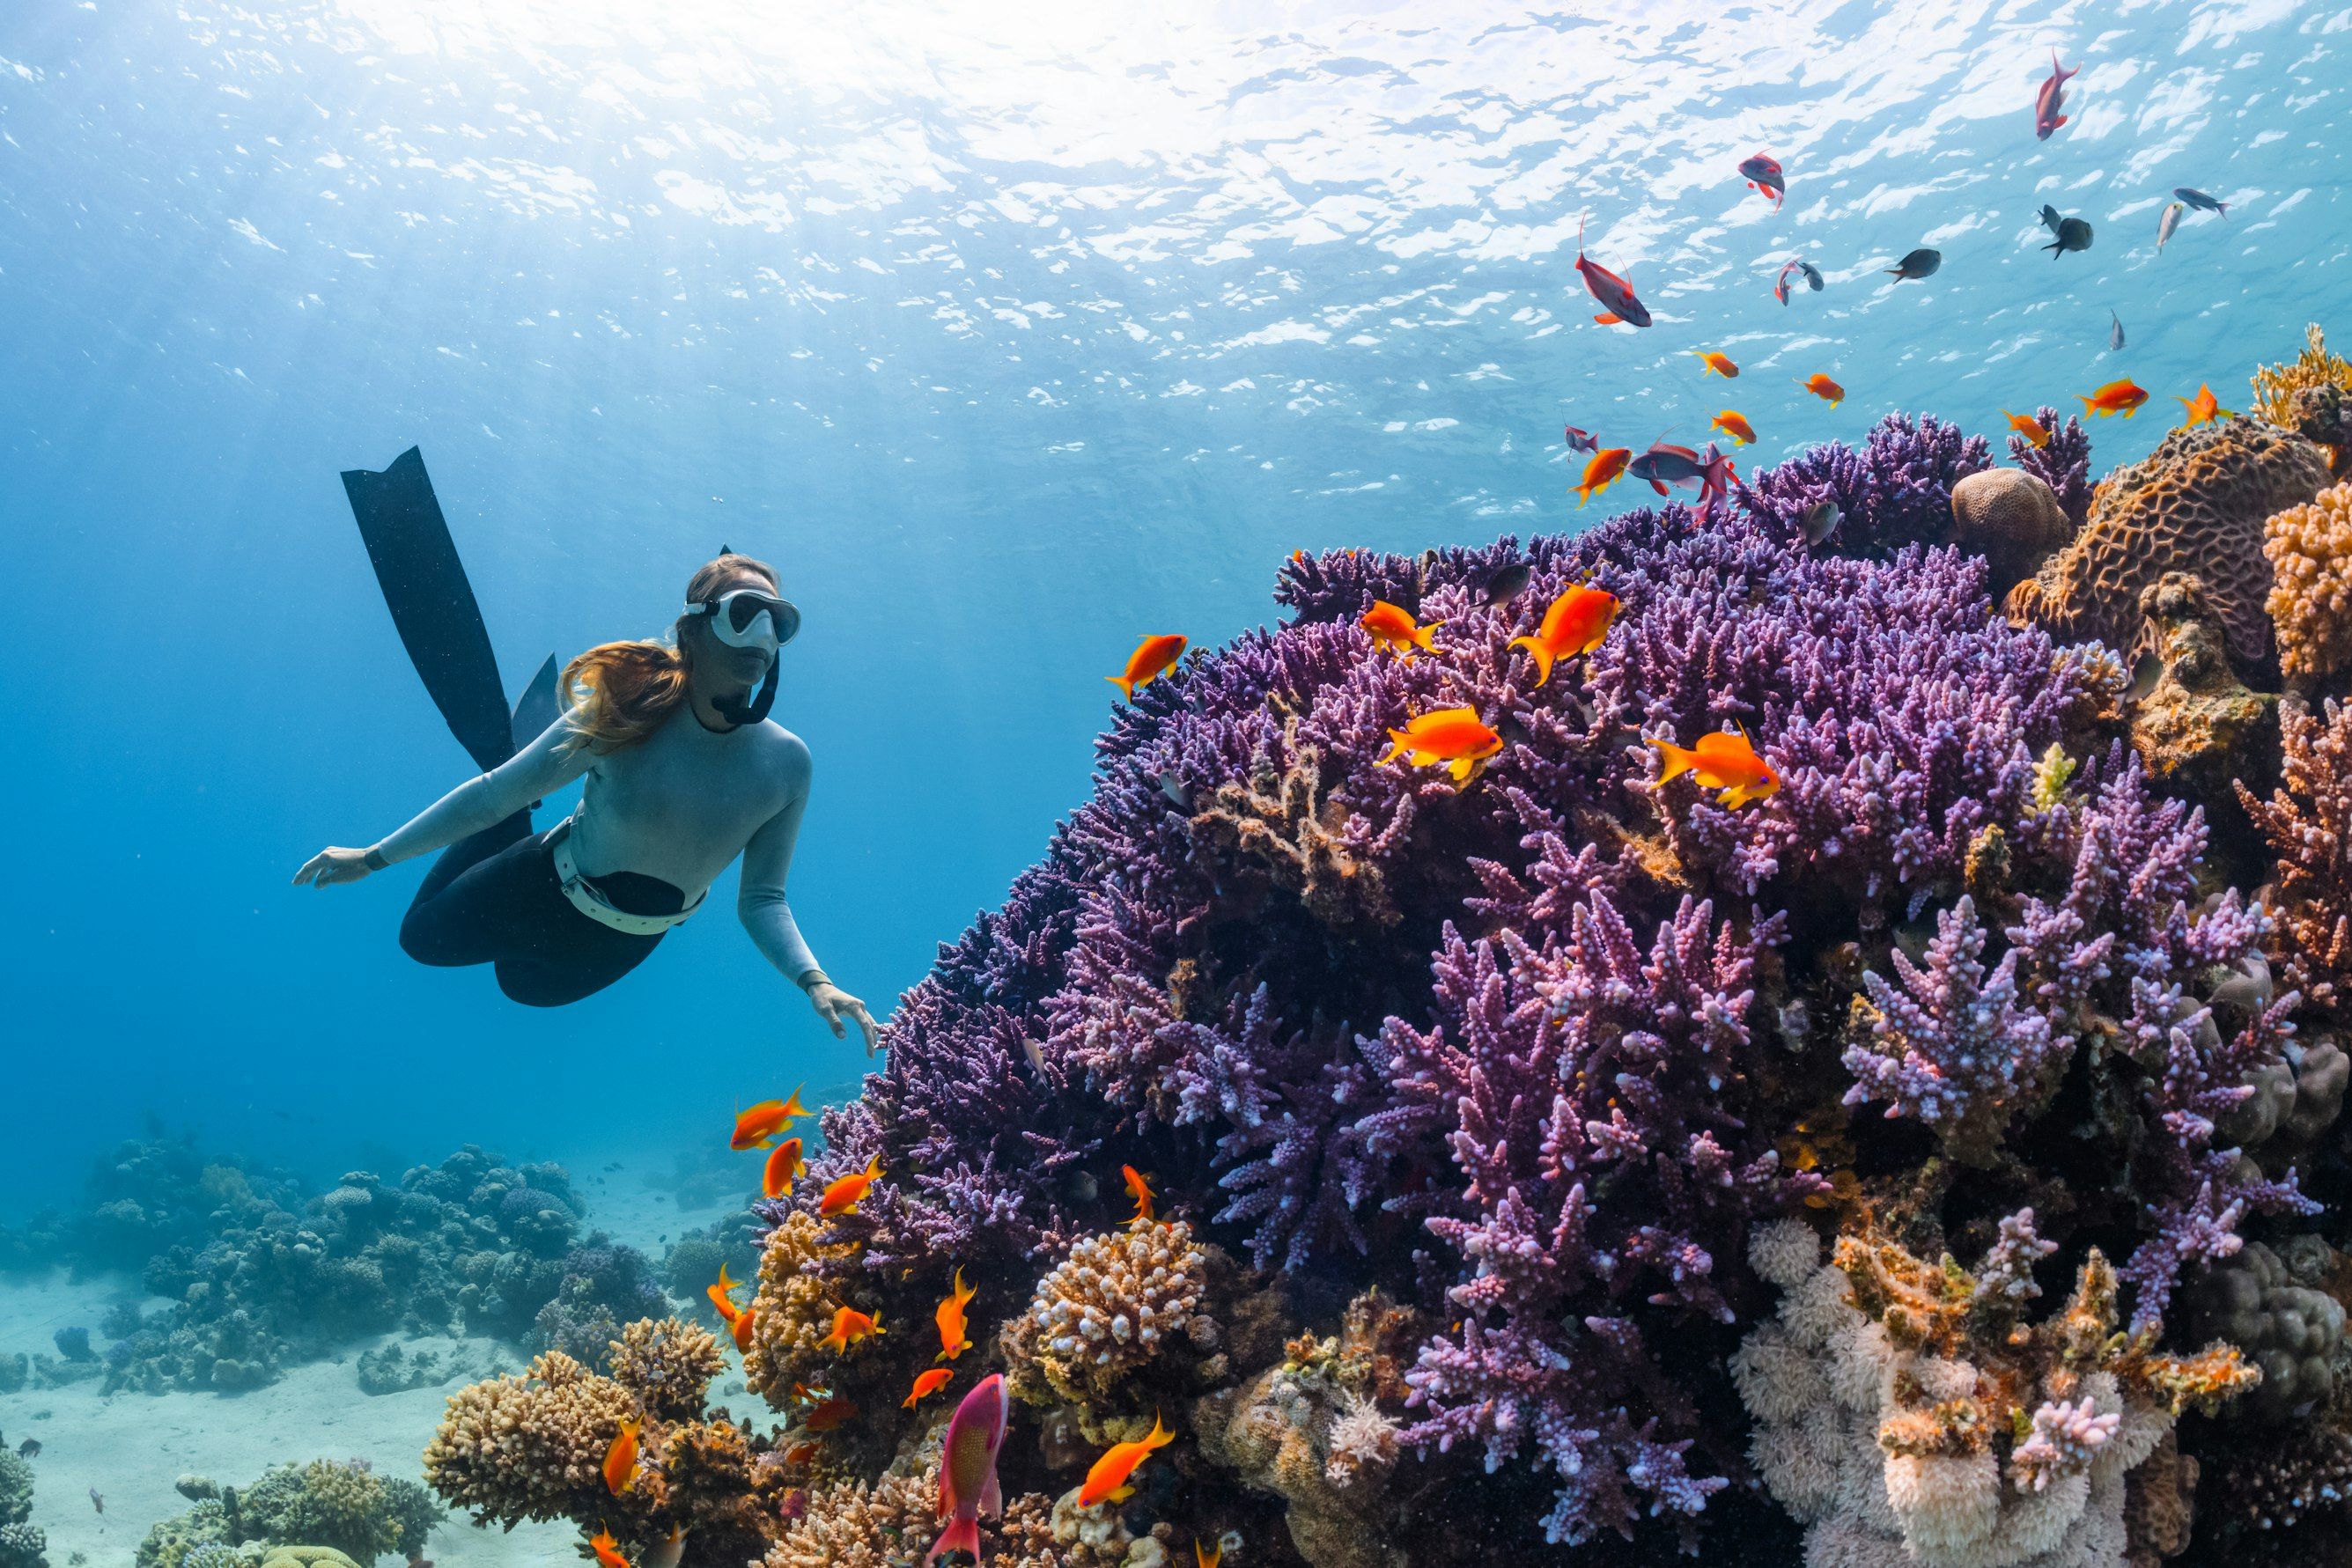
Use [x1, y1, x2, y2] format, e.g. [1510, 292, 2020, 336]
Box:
[295, 540, 880, 1052]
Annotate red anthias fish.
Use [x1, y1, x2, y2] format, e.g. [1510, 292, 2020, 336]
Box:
[1563, 423, 1600, 453]
[1626, 438, 1707, 496]
[1737, 152, 1785, 210]
[926, 1375, 1011, 1565]
[2035, 50, 2078, 141]
[1574, 216, 1651, 328]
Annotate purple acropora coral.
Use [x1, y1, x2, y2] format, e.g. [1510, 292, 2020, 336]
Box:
[760, 421, 2296, 1545]
[2008, 404, 2095, 527]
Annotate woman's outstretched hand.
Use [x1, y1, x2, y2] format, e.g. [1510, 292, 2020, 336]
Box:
[293, 847, 375, 887]
[808, 982, 882, 1056]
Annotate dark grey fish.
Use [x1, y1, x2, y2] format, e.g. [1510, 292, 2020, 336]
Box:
[1482, 562, 1532, 605]
[1802, 501, 1842, 546]
[2157, 202, 2184, 251]
[1885, 247, 1940, 281]
[2174, 186, 2228, 216]
[16, 1439, 38, 1459]
[2041, 212, 2093, 257]
[2127, 650, 2164, 703]
[2109, 310, 2125, 351]
[1797, 260, 1825, 291]
[1627, 441, 1707, 490]
[2040, 203, 2065, 232]
[90, 1488, 104, 1514]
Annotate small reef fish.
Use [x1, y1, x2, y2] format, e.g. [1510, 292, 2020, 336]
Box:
[1694, 350, 1740, 379]
[1510, 585, 1621, 688]
[589, 1527, 629, 1568]
[1627, 439, 1707, 495]
[806, 1396, 857, 1432]
[1802, 502, 1843, 547]
[731, 1306, 758, 1353]
[15, 1440, 36, 1460]
[1710, 410, 1756, 445]
[2110, 310, 2126, 351]
[602, 1417, 641, 1496]
[783, 1442, 820, 1466]
[2004, 410, 2053, 448]
[2035, 49, 2078, 140]
[2174, 186, 2228, 217]
[1122, 1165, 1155, 1223]
[2157, 202, 2185, 252]
[1079, 1412, 1176, 1508]
[1797, 372, 1846, 406]
[818, 1155, 885, 1217]
[2039, 206, 2093, 257]
[1647, 725, 1782, 809]
[1737, 151, 1786, 210]
[1885, 248, 1940, 281]
[1198, 1542, 1224, 1568]
[2127, 650, 2165, 703]
[926, 1374, 1010, 1566]
[1773, 257, 1825, 305]
[645, 1528, 687, 1568]
[1481, 562, 1533, 606]
[706, 1263, 742, 1324]
[1574, 215, 1652, 328]
[2179, 383, 2236, 427]
[820, 1306, 885, 1354]
[1574, 446, 1632, 506]
[1379, 707, 1504, 784]
[936, 1266, 977, 1360]
[762, 1137, 806, 1199]
[1154, 771, 1188, 811]
[89, 1490, 103, 1515]
[904, 1367, 955, 1410]
[1697, 445, 1739, 512]
[1562, 423, 1599, 453]
[1108, 635, 1187, 701]
[2080, 379, 2149, 417]
[730, 1089, 806, 1151]
[1359, 600, 1441, 660]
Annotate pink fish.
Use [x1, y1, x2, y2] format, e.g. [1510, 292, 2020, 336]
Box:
[2035, 50, 2077, 141]
[1737, 152, 1785, 210]
[925, 1373, 1010, 1565]
[1563, 423, 1600, 453]
[1696, 444, 1739, 512]
[1574, 215, 1651, 328]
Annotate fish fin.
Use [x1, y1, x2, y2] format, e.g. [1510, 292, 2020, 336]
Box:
[1106, 674, 1133, 699]
[1648, 740, 1696, 784]
[1508, 637, 1554, 688]
[1379, 732, 1407, 765]
[2053, 114, 2068, 130]
[1649, 480, 1669, 496]
[925, 1518, 982, 1566]
[1593, 313, 1622, 326]
[1449, 757, 1474, 783]
[981, 1470, 1003, 1519]
[1110, 1486, 1136, 1504]
[1413, 622, 1441, 651]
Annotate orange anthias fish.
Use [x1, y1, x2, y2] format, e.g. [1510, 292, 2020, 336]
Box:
[1077, 1412, 1176, 1508]
[1709, 409, 1756, 445]
[1574, 446, 1632, 507]
[1647, 724, 1781, 809]
[589, 1528, 630, 1568]
[706, 1263, 742, 1326]
[1509, 585, 1621, 689]
[904, 1367, 955, 1410]
[933, 1267, 977, 1360]
[1122, 1165, 1154, 1223]
[1109, 635, 1187, 700]
[2080, 379, 2149, 418]
[602, 1417, 640, 1496]
[1359, 600, 1441, 661]
[2178, 383, 2236, 428]
[819, 1155, 885, 1217]
[731, 1305, 759, 1353]
[820, 1306, 886, 1354]
[731, 1087, 807, 1150]
[1694, 350, 1739, 379]
[936, 1266, 977, 1360]
[806, 1396, 857, 1432]
[1797, 372, 1845, 406]
[2003, 410, 2052, 448]
[762, 1137, 807, 1199]
[1378, 707, 1504, 784]
[1198, 1541, 1224, 1568]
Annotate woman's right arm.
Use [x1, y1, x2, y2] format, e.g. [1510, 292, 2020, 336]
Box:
[293, 717, 596, 887]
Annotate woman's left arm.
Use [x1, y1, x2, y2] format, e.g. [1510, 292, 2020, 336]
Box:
[740, 744, 882, 1056]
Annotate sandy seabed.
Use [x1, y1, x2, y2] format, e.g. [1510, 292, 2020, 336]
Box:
[0, 1170, 744, 1566]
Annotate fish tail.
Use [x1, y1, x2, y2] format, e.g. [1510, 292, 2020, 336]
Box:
[1648, 739, 1696, 784]
[1412, 621, 1441, 652]
[1509, 637, 1554, 688]
[2078, 396, 2098, 416]
[925, 1518, 982, 1566]
[1379, 731, 1409, 765]
[1106, 674, 1134, 699]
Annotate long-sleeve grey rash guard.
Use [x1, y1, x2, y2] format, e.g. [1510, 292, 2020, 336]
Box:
[369, 707, 824, 985]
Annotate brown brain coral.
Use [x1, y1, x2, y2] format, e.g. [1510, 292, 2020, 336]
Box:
[608, 1315, 727, 1423]
[2264, 482, 2352, 688]
[2005, 416, 2334, 666]
[422, 1350, 641, 1528]
[1001, 1218, 1211, 1408]
[1949, 467, 2073, 593]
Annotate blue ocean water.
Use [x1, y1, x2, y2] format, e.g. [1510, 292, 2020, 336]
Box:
[1, 0, 2347, 1222]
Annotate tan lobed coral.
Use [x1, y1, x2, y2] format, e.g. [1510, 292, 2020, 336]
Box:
[2237, 696, 2352, 1020]
[1001, 1218, 1213, 1409]
[2125, 571, 2277, 791]
[608, 1315, 728, 1423]
[423, 1349, 640, 1528]
[1949, 467, 2075, 594]
[2253, 324, 2352, 477]
[1731, 1219, 2252, 1568]
[740, 1209, 866, 1408]
[1189, 716, 1402, 930]
[2005, 416, 2333, 667]
[762, 1463, 1135, 1568]
[2262, 482, 2352, 690]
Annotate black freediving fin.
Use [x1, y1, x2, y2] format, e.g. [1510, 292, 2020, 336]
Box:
[510, 652, 560, 754]
[340, 445, 516, 774]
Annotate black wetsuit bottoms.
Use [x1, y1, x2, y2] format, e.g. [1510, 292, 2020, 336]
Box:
[397, 811, 683, 1007]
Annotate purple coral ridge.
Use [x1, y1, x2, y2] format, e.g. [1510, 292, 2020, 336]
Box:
[1739, 411, 1992, 554]
[2009, 404, 2095, 526]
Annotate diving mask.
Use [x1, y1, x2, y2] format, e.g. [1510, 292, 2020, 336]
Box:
[687, 588, 800, 655]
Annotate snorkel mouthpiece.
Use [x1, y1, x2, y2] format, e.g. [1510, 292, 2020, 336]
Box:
[711, 655, 780, 728]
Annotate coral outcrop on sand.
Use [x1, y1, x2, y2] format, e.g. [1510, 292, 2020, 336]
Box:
[136, 1459, 439, 1568]
[424, 325, 2352, 1565]
[0, 1447, 46, 1568]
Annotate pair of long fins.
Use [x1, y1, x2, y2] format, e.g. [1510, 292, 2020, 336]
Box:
[339, 445, 558, 772]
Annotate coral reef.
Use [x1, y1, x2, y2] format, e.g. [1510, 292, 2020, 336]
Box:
[0, 1447, 44, 1568]
[1001, 1218, 1213, 1409]
[2261, 481, 2352, 693]
[1950, 467, 2075, 594]
[2238, 697, 2352, 1021]
[2007, 415, 2333, 669]
[2126, 571, 2279, 795]
[2252, 324, 2352, 478]
[2010, 407, 2098, 530]
[136, 1459, 439, 1568]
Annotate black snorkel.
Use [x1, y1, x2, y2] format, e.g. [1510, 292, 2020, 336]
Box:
[710, 656, 779, 729]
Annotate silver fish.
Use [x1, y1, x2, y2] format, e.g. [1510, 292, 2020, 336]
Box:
[2109, 310, 2125, 351]
[1482, 562, 1532, 606]
[90, 1489, 104, 1514]
[1155, 771, 1189, 810]
[2157, 201, 2184, 252]
[1802, 501, 1842, 546]
[2174, 186, 2228, 217]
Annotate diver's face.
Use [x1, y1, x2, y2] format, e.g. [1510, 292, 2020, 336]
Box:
[702, 571, 782, 688]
